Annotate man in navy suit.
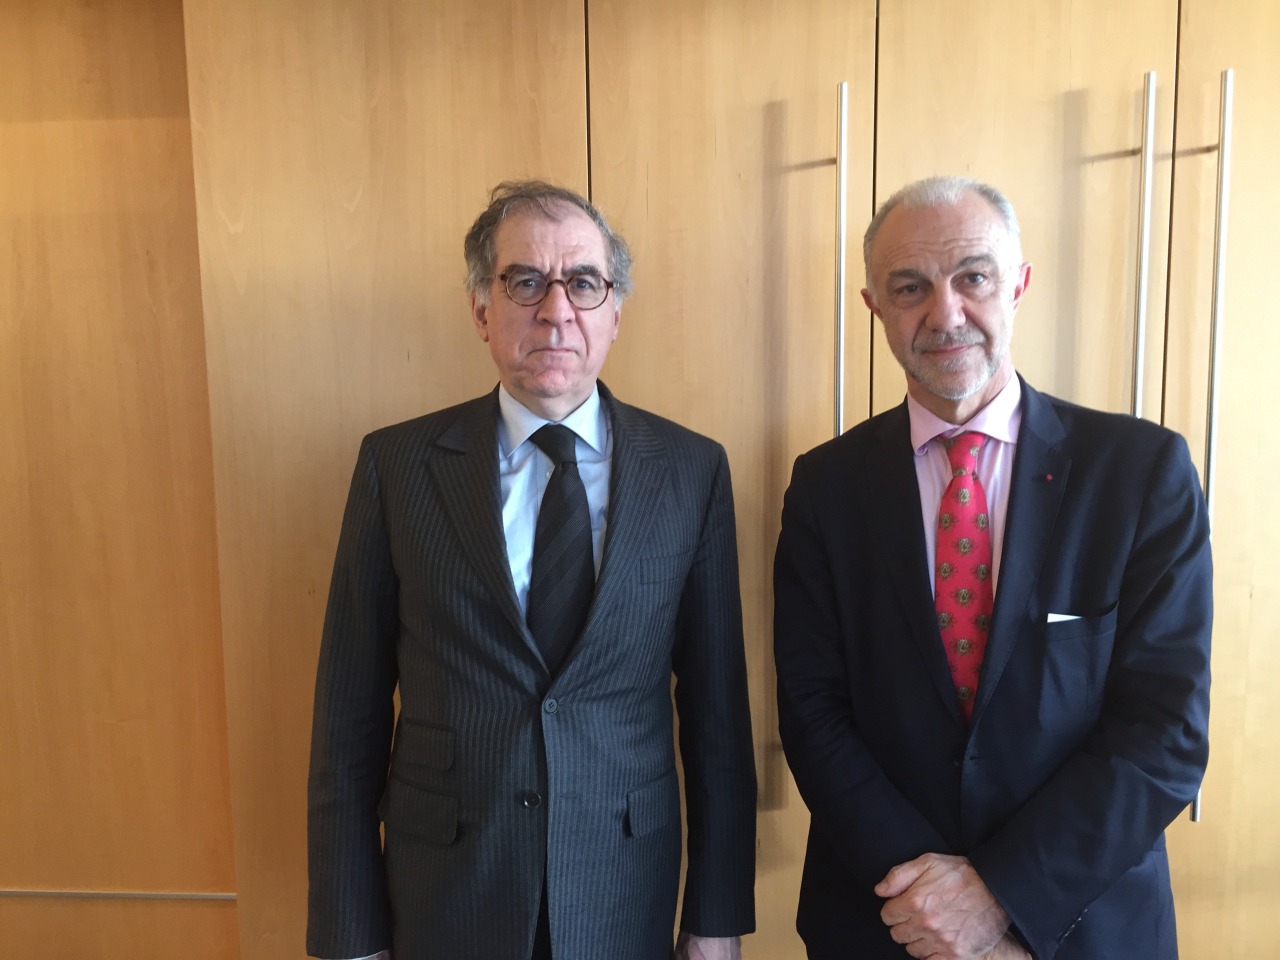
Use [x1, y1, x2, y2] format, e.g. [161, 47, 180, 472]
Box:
[774, 176, 1211, 959]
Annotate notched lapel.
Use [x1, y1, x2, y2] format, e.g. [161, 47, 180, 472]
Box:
[868, 409, 966, 722]
[972, 386, 1070, 723]
[577, 397, 668, 644]
[427, 394, 531, 646]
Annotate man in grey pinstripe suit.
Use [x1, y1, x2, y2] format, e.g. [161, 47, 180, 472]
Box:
[307, 181, 757, 960]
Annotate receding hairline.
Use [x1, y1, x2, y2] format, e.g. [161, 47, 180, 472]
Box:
[490, 199, 605, 248]
[464, 179, 633, 304]
[863, 176, 1022, 293]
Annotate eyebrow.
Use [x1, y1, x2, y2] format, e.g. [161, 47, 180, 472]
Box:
[886, 267, 928, 286]
[885, 254, 1001, 285]
[502, 262, 604, 278]
[955, 254, 1000, 272]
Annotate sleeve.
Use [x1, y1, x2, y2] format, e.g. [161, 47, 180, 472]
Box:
[306, 436, 400, 958]
[670, 445, 758, 937]
[773, 451, 955, 888]
[969, 431, 1212, 959]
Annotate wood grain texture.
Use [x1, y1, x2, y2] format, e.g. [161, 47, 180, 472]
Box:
[1163, 0, 1280, 953]
[182, 1, 588, 955]
[0, 0, 191, 124]
[586, 2, 876, 955]
[0, 897, 239, 960]
[0, 0, 235, 904]
[871, 0, 1178, 418]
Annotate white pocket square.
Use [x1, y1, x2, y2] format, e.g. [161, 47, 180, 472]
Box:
[1046, 612, 1082, 623]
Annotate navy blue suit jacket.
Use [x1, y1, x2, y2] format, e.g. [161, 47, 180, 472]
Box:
[774, 378, 1211, 959]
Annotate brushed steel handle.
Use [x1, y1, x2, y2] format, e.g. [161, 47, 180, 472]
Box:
[1131, 72, 1157, 419]
[835, 81, 849, 438]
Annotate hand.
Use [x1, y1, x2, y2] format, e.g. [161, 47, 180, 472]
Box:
[673, 931, 742, 960]
[876, 853, 1010, 959]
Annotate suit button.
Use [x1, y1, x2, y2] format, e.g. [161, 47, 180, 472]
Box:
[522, 791, 542, 809]
[544, 698, 558, 714]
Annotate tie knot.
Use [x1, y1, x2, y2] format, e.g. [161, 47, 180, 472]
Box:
[531, 424, 579, 465]
[941, 431, 985, 473]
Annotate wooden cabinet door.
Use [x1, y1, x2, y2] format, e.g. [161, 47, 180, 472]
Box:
[586, 1, 875, 954]
[0, 0, 238, 954]
[1162, 0, 1280, 953]
[183, 1, 589, 956]
[871, 0, 1179, 419]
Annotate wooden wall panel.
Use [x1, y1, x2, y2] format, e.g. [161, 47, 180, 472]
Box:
[872, 0, 1179, 418]
[1163, 0, 1280, 953]
[182, 1, 588, 955]
[0, 0, 235, 913]
[587, 2, 876, 954]
[0, 898, 239, 960]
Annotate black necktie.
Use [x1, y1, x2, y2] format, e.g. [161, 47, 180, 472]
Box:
[527, 424, 594, 672]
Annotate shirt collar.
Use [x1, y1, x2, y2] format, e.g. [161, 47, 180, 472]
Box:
[497, 383, 608, 459]
[907, 373, 1023, 455]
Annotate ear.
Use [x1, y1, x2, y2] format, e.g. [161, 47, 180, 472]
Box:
[860, 287, 882, 319]
[610, 306, 621, 342]
[1009, 262, 1032, 311]
[471, 293, 490, 342]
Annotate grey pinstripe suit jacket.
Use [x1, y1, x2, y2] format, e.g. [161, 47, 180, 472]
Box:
[307, 383, 756, 960]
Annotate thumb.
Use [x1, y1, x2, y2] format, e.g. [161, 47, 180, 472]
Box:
[875, 856, 928, 898]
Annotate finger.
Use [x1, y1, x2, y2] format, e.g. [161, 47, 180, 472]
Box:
[885, 916, 928, 946]
[876, 856, 928, 897]
[881, 896, 910, 927]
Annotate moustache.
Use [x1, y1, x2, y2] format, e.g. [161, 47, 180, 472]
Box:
[913, 331, 988, 352]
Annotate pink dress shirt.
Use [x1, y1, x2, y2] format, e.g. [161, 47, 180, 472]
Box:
[907, 375, 1023, 598]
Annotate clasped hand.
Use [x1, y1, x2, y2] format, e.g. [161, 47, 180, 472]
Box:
[876, 853, 1029, 960]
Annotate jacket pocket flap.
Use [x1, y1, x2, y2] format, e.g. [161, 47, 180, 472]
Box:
[625, 770, 678, 838]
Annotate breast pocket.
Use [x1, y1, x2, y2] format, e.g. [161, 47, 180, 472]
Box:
[1039, 602, 1118, 725]
[639, 550, 694, 584]
[1045, 603, 1119, 643]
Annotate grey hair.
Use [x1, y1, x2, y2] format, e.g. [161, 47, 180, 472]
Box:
[464, 179, 634, 305]
[863, 176, 1021, 294]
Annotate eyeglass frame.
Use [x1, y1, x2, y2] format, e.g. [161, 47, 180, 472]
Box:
[496, 269, 616, 310]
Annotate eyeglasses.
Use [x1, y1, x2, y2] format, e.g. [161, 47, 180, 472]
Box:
[498, 270, 614, 310]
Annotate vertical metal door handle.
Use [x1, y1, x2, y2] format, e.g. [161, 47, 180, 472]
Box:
[1193, 67, 1234, 825]
[1131, 72, 1157, 419]
[835, 81, 849, 438]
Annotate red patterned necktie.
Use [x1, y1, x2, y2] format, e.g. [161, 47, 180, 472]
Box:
[934, 431, 994, 722]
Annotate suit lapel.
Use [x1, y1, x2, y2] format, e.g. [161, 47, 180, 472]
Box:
[578, 386, 668, 641]
[971, 379, 1070, 723]
[427, 390, 532, 647]
[866, 405, 966, 721]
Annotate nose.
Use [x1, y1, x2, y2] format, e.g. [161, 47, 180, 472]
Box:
[925, 283, 967, 331]
[536, 280, 576, 326]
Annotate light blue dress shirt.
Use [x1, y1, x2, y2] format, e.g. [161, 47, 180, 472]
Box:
[496, 383, 612, 615]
